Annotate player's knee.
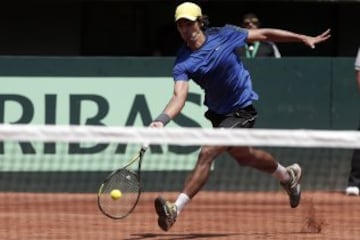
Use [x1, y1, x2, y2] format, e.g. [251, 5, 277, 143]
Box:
[198, 146, 225, 164]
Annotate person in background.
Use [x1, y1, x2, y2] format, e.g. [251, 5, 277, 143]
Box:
[237, 13, 281, 58]
[150, 2, 331, 231]
[345, 47, 360, 196]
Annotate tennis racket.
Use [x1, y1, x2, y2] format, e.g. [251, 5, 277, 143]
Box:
[97, 144, 148, 219]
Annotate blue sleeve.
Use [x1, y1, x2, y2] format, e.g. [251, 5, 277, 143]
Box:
[224, 24, 248, 35]
[173, 62, 189, 81]
[173, 46, 191, 81]
[222, 24, 248, 48]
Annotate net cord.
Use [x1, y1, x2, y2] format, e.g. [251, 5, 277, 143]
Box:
[0, 124, 358, 149]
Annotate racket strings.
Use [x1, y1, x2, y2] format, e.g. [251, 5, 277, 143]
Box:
[98, 169, 140, 218]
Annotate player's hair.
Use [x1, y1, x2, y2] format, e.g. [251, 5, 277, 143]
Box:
[197, 15, 209, 30]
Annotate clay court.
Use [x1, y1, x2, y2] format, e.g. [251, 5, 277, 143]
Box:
[0, 191, 359, 240]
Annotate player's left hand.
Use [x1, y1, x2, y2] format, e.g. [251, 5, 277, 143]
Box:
[304, 29, 331, 49]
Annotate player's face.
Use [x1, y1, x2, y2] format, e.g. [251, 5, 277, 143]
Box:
[176, 19, 202, 46]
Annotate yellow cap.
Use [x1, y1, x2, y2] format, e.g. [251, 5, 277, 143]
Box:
[174, 2, 202, 22]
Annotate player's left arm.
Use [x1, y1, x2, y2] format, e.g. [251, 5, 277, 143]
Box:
[247, 28, 331, 49]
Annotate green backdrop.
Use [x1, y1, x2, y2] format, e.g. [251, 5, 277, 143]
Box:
[0, 57, 358, 192]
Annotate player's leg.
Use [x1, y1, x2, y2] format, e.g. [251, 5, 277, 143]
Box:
[228, 146, 279, 174]
[154, 108, 235, 231]
[346, 124, 360, 196]
[182, 145, 228, 198]
[227, 146, 302, 208]
[346, 149, 360, 196]
[155, 145, 227, 231]
[154, 104, 274, 231]
[154, 105, 259, 231]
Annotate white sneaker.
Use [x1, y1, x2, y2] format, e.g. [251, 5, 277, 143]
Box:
[345, 186, 359, 196]
[280, 163, 302, 208]
[154, 196, 177, 231]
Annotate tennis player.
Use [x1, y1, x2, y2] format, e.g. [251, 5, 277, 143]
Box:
[150, 2, 331, 231]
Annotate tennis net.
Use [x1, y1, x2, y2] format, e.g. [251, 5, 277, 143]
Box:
[0, 124, 359, 239]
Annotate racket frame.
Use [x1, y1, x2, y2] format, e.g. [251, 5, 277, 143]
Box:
[97, 145, 148, 219]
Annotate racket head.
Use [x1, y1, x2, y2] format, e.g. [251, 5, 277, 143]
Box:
[97, 168, 141, 219]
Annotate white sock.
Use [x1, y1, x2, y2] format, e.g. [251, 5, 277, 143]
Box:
[272, 163, 290, 182]
[174, 193, 190, 215]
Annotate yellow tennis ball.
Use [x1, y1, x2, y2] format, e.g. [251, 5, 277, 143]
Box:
[110, 189, 122, 200]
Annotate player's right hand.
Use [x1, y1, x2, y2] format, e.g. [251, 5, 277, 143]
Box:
[149, 121, 165, 128]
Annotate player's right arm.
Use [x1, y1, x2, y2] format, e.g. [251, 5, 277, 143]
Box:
[150, 80, 189, 128]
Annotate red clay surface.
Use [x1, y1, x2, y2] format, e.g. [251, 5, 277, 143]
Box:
[0, 191, 359, 240]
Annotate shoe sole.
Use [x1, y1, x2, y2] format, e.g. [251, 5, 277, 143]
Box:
[290, 184, 301, 208]
[290, 164, 302, 208]
[154, 197, 167, 217]
[154, 197, 172, 231]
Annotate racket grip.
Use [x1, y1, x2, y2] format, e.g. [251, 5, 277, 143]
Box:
[141, 143, 149, 151]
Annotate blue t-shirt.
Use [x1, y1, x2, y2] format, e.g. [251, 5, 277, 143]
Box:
[173, 24, 259, 115]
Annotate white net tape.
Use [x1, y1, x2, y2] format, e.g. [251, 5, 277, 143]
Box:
[0, 124, 359, 149]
